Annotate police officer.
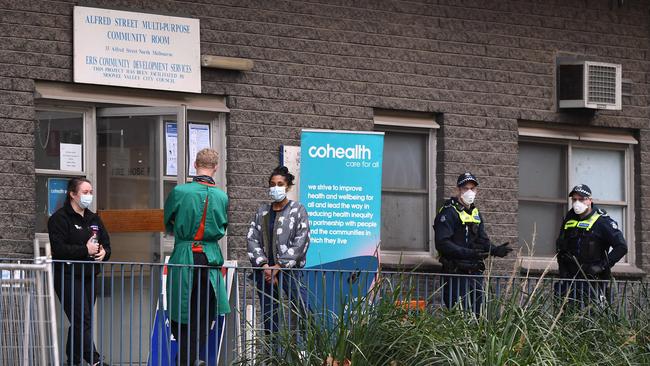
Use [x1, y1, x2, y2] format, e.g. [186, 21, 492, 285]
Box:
[434, 172, 512, 313]
[556, 184, 627, 281]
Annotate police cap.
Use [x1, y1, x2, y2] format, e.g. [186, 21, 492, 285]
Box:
[457, 172, 479, 187]
[569, 184, 592, 198]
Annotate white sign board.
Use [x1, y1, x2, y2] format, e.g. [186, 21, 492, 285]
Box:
[73, 6, 201, 93]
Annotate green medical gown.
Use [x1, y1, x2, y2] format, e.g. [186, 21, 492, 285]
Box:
[164, 181, 230, 323]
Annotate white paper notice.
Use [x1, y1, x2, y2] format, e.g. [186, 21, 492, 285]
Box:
[60, 143, 82, 171]
[188, 123, 211, 176]
[281, 145, 301, 201]
[165, 122, 178, 176]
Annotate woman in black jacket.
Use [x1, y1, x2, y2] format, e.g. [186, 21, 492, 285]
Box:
[48, 177, 111, 366]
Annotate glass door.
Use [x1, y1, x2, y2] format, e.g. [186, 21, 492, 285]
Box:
[95, 106, 186, 364]
[96, 106, 186, 263]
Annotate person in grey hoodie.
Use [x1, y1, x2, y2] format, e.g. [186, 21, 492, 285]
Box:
[247, 166, 310, 334]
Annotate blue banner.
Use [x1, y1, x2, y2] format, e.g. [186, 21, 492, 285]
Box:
[300, 130, 384, 269]
[300, 130, 383, 319]
[48, 178, 69, 216]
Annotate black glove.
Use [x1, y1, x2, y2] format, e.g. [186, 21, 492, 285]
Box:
[582, 262, 606, 276]
[491, 242, 513, 258]
[472, 249, 490, 259]
[557, 251, 574, 263]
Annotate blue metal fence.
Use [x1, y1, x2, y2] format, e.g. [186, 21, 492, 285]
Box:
[2, 259, 647, 365]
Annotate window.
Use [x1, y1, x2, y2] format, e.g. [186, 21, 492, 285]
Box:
[35, 108, 90, 233]
[374, 111, 439, 264]
[518, 126, 636, 268]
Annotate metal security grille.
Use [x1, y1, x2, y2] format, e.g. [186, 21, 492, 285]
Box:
[0, 259, 59, 366]
[588, 64, 618, 104]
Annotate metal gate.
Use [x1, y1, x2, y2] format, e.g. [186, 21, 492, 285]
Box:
[0, 257, 59, 366]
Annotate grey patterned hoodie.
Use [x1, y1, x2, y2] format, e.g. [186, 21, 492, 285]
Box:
[246, 200, 310, 268]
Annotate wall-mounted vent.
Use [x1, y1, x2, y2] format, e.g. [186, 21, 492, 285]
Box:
[558, 60, 622, 110]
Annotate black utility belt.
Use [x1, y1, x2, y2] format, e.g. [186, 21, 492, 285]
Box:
[440, 257, 484, 274]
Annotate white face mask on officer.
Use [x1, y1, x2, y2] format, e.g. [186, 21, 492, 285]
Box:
[461, 190, 476, 205]
[572, 200, 589, 215]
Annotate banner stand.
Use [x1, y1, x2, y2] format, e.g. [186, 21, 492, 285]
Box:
[300, 129, 384, 316]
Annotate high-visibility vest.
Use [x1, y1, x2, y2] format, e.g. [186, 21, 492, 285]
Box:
[455, 207, 481, 225]
[563, 213, 601, 231]
[560, 212, 605, 267]
[439, 204, 481, 224]
[438, 204, 482, 249]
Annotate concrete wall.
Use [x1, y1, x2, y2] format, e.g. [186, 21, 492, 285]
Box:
[0, 1, 647, 271]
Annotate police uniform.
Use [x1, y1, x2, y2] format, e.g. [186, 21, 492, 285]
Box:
[434, 196, 494, 274]
[434, 172, 507, 312]
[555, 185, 627, 306]
[556, 204, 627, 280]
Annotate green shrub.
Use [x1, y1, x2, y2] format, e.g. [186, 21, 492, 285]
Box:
[239, 268, 650, 366]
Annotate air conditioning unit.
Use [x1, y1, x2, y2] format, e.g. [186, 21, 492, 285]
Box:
[558, 60, 622, 110]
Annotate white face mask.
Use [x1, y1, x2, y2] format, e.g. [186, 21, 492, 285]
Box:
[461, 190, 476, 205]
[573, 200, 589, 215]
[78, 194, 93, 209]
[269, 186, 287, 202]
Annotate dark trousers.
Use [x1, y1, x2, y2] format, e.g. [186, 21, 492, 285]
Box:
[441, 273, 484, 314]
[54, 270, 100, 365]
[171, 253, 216, 366]
[254, 270, 309, 335]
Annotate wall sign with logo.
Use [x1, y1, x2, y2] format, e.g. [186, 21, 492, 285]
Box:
[73, 6, 201, 93]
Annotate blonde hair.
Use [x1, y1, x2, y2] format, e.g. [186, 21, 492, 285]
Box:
[195, 148, 219, 168]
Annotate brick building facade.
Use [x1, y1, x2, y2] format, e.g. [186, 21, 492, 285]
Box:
[0, 0, 648, 276]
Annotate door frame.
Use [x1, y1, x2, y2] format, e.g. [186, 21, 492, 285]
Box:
[95, 106, 228, 259]
[34, 81, 229, 260]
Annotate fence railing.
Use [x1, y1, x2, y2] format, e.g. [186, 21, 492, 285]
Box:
[3, 259, 648, 365]
[0, 258, 59, 366]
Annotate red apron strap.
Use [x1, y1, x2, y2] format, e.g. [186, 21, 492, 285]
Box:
[192, 195, 210, 252]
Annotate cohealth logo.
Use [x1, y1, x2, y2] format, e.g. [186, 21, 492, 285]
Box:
[308, 144, 372, 160]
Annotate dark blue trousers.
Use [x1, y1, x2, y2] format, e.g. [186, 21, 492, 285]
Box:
[441, 273, 484, 314]
[54, 271, 101, 365]
[254, 270, 309, 335]
[554, 279, 609, 308]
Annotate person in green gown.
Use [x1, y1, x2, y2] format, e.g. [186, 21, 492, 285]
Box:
[164, 148, 230, 366]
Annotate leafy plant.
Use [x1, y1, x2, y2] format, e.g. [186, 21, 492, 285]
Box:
[237, 265, 650, 366]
